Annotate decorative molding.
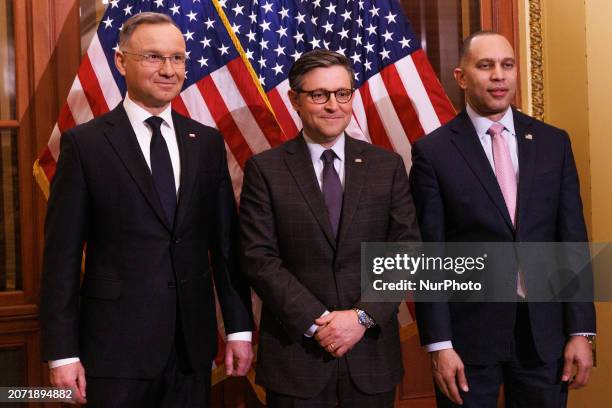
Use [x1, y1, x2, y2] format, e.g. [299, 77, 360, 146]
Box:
[529, 0, 544, 120]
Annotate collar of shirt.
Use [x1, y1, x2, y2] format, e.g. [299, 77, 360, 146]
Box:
[123, 93, 175, 132]
[122, 93, 181, 193]
[303, 131, 346, 189]
[466, 104, 519, 176]
[466, 104, 516, 139]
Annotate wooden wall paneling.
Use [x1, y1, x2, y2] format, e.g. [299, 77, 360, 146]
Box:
[480, 0, 522, 108]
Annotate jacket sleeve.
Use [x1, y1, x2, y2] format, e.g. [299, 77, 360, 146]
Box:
[355, 153, 422, 326]
[408, 141, 454, 345]
[209, 134, 254, 335]
[40, 130, 90, 361]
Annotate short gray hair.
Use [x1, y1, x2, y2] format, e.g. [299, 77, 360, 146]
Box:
[288, 49, 355, 90]
[118, 12, 179, 48]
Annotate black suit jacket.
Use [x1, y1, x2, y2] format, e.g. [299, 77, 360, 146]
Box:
[239, 134, 421, 398]
[409, 108, 595, 364]
[40, 104, 253, 378]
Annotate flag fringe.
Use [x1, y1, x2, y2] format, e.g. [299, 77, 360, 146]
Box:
[33, 160, 50, 199]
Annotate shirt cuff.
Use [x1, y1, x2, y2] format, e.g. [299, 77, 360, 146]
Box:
[49, 357, 80, 368]
[304, 310, 330, 337]
[227, 331, 252, 342]
[570, 332, 596, 337]
[425, 341, 454, 353]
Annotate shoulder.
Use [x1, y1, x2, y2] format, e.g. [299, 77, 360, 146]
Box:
[513, 109, 568, 139]
[172, 110, 223, 141]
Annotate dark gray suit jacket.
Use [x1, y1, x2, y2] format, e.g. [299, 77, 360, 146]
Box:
[240, 134, 420, 398]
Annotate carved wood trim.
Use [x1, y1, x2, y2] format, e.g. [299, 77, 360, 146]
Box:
[528, 0, 545, 120]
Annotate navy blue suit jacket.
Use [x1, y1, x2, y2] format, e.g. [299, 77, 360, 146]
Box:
[409, 108, 595, 364]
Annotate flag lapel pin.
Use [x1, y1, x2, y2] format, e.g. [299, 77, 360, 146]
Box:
[525, 133, 533, 140]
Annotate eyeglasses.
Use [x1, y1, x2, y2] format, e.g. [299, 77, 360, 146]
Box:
[120, 50, 187, 68]
[295, 88, 355, 104]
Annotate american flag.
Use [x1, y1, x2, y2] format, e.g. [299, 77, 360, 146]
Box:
[33, 0, 454, 390]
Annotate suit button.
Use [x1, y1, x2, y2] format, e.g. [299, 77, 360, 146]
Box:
[167, 281, 177, 288]
[180, 279, 188, 285]
[174, 237, 182, 244]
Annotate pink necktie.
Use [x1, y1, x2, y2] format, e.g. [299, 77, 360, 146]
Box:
[488, 123, 526, 297]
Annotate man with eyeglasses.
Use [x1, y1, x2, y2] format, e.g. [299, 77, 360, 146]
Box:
[40, 12, 253, 406]
[239, 49, 420, 407]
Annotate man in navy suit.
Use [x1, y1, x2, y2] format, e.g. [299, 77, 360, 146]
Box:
[40, 12, 253, 406]
[409, 31, 595, 407]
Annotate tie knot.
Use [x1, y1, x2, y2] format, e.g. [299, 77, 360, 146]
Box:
[487, 123, 505, 137]
[145, 116, 164, 131]
[321, 149, 337, 164]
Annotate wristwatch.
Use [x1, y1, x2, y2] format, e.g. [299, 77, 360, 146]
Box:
[577, 334, 596, 344]
[353, 308, 376, 329]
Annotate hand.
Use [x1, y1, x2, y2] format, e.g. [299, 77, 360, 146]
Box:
[561, 336, 593, 389]
[314, 310, 366, 358]
[431, 348, 468, 405]
[49, 361, 87, 405]
[225, 340, 254, 376]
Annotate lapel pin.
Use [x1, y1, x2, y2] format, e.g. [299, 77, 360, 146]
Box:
[355, 158, 363, 163]
[525, 134, 533, 140]
[188, 133, 197, 138]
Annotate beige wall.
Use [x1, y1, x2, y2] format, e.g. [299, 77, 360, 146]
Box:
[537, 0, 612, 405]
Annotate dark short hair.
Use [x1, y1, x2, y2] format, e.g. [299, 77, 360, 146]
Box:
[118, 12, 180, 48]
[288, 49, 355, 90]
[459, 30, 505, 64]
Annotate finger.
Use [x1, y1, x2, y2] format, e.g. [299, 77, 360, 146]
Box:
[446, 375, 463, 405]
[237, 350, 253, 376]
[333, 345, 349, 358]
[77, 367, 87, 399]
[316, 324, 333, 339]
[225, 348, 234, 376]
[561, 356, 573, 382]
[72, 386, 87, 405]
[457, 366, 469, 392]
[315, 312, 335, 325]
[570, 364, 591, 389]
[435, 375, 450, 402]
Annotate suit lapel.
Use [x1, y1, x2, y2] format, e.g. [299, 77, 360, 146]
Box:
[514, 109, 536, 232]
[450, 110, 514, 231]
[103, 105, 172, 231]
[284, 135, 337, 250]
[173, 112, 199, 232]
[337, 136, 367, 245]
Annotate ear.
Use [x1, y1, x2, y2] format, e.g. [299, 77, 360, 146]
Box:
[288, 89, 300, 113]
[115, 51, 127, 77]
[453, 67, 467, 90]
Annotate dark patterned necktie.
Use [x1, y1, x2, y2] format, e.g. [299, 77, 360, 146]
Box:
[321, 149, 343, 238]
[146, 116, 176, 227]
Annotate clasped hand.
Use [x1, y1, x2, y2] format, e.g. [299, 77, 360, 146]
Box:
[314, 310, 366, 358]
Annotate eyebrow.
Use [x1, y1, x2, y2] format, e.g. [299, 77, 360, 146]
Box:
[475, 57, 516, 64]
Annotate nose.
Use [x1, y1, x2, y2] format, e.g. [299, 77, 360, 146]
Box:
[324, 93, 339, 111]
[491, 62, 504, 81]
[158, 57, 176, 76]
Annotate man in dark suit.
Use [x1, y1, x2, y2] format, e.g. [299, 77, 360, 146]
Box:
[40, 12, 253, 406]
[239, 50, 421, 407]
[409, 31, 596, 407]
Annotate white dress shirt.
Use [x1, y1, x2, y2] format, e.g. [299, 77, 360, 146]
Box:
[302, 132, 345, 337]
[50, 96, 250, 369]
[425, 104, 594, 353]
